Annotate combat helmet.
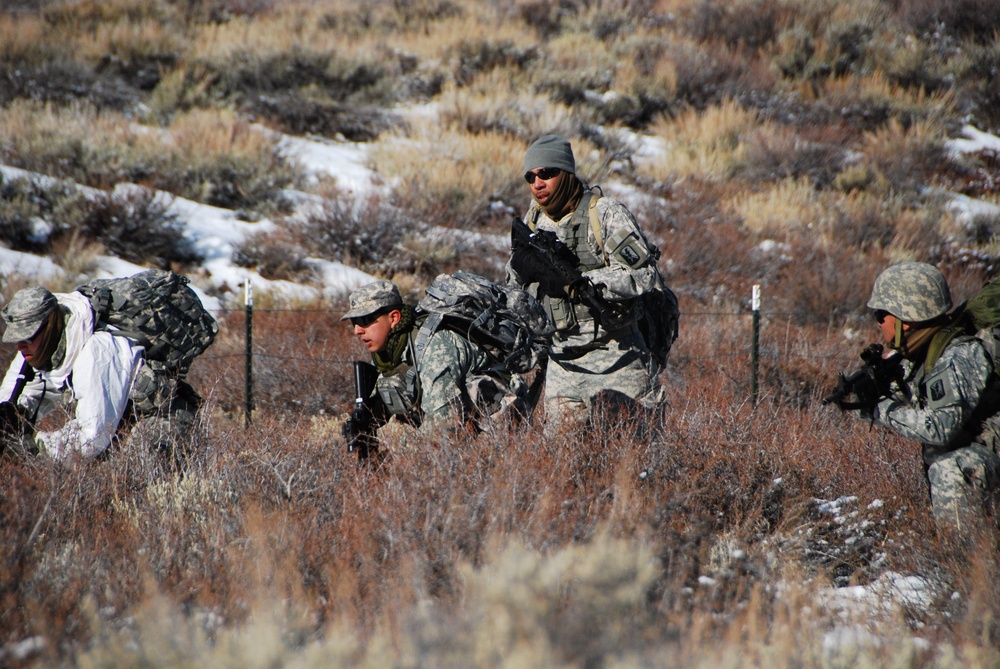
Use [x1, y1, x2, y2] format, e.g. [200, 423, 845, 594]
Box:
[867, 262, 952, 323]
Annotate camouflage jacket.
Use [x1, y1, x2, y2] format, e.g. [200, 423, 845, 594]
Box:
[873, 336, 1000, 461]
[506, 193, 660, 353]
[373, 325, 495, 426]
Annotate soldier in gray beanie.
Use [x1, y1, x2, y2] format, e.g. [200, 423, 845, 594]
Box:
[508, 135, 672, 433]
[834, 262, 1000, 532]
[523, 134, 576, 176]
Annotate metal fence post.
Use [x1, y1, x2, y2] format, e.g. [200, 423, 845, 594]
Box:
[751, 284, 760, 405]
[245, 279, 254, 427]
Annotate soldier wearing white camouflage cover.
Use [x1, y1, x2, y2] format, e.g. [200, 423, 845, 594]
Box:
[506, 134, 662, 428]
[342, 280, 510, 432]
[0, 285, 199, 460]
[863, 262, 1000, 530]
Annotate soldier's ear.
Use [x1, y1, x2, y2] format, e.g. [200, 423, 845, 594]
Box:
[387, 309, 403, 328]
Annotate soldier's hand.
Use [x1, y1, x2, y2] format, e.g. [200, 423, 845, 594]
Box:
[343, 405, 375, 438]
[2, 431, 39, 456]
[566, 277, 596, 301]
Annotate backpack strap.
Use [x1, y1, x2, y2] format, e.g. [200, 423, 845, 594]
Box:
[924, 306, 971, 372]
[412, 312, 444, 370]
[586, 193, 609, 266]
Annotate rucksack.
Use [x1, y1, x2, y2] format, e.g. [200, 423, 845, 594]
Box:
[413, 271, 553, 377]
[75, 269, 219, 379]
[926, 277, 1000, 372]
[577, 193, 679, 370]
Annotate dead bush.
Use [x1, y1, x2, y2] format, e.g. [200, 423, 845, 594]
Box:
[294, 194, 424, 277]
[0, 174, 76, 253]
[771, 239, 886, 326]
[232, 229, 316, 283]
[247, 94, 394, 142]
[891, 0, 1000, 44]
[205, 47, 390, 106]
[64, 188, 201, 269]
[738, 125, 854, 189]
[517, 0, 570, 39]
[0, 58, 138, 111]
[450, 38, 537, 87]
[668, 40, 778, 112]
[682, 0, 785, 50]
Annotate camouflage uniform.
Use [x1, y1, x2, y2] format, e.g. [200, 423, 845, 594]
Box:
[866, 263, 1000, 529]
[343, 280, 514, 434]
[873, 340, 1000, 528]
[374, 326, 497, 427]
[507, 194, 662, 428]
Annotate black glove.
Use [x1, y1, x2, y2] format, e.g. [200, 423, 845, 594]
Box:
[342, 401, 386, 463]
[0, 401, 35, 456]
[510, 247, 569, 297]
[342, 405, 373, 439]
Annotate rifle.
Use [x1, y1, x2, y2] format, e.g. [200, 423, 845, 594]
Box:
[341, 360, 386, 462]
[823, 343, 905, 413]
[510, 217, 631, 333]
[0, 359, 36, 455]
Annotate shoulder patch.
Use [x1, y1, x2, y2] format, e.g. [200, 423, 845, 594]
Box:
[930, 379, 945, 402]
[606, 230, 649, 269]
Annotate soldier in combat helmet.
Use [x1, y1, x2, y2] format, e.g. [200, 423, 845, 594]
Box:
[857, 262, 1000, 531]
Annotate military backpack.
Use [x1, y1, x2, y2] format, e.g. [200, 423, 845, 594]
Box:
[75, 269, 219, 380]
[413, 270, 552, 377]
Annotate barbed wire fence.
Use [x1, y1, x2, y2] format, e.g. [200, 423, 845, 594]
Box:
[189, 282, 869, 426]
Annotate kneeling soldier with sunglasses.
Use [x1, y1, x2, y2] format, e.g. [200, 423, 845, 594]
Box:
[341, 280, 517, 462]
[836, 262, 1000, 534]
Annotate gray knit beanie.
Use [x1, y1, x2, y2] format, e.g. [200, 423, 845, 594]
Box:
[523, 134, 576, 175]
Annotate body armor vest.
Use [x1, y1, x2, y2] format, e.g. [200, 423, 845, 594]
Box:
[374, 333, 422, 425]
[528, 191, 606, 332]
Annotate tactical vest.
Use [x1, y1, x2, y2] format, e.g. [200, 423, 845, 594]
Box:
[526, 191, 607, 332]
[910, 335, 1000, 453]
[374, 332, 422, 425]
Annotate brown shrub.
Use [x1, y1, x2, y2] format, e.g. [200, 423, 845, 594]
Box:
[891, 0, 1000, 44]
[1, 300, 995, 666]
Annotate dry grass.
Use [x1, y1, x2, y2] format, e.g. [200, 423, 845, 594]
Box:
[0, 101, 297, 213]
[369, 119, 531, 226]
[643, 99, 760, 182]
[7, 306, 1000, 667]
[3, 0, 1000, 665]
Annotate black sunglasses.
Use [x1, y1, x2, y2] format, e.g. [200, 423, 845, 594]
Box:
[874, 309, 890, 324]
[524, 167, 562, 184]
[350, 311, 383, 328]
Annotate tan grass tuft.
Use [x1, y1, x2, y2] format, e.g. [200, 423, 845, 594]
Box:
[644, 99, 761, 182]
[727, 177, 828, 237]
[369, 119, 526, 223]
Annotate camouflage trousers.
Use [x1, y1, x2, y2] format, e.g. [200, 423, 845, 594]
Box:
[122, 367, 202, 464]
[925, 442, 1000, 530]
[543, 336, 662, 433]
